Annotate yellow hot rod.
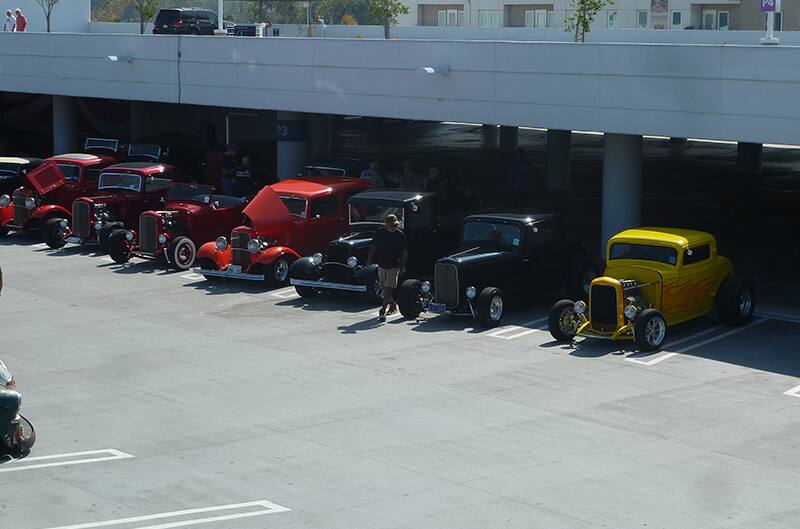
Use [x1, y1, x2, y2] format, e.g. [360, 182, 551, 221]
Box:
[548, 228, 755, 351]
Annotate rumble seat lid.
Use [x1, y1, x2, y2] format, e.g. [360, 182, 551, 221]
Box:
[243, 186, 292, 233]
[24, 160, 65, 195]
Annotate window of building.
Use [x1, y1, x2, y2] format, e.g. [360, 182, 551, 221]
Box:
[702, 9, 716, 29]
[608, 10, 618, 28]
[524, 9, 549, 28]
[524, 10, 535, 27]
[637, 10, 649, 28]
[670, 10, 682, 29]
[546, 11, 553, 27]
[478, 10, 500, 27]
[437, 9, 464, 27]
[718, 11, 729, 30]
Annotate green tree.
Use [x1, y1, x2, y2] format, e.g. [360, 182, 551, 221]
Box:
[245, 1, 306, 24]
[564, 0, 613, 42]
[36, 0, 59, 32]
[133, 0, 159, 33]
[315, 0, 378, 25]
[368, 0, 408, 38]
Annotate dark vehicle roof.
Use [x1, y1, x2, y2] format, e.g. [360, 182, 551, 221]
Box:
[104, 162, 172, 175]
[464, 212, 557, 225]
[349, 190, 436, 205]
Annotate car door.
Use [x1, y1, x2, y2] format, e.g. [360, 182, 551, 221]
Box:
[676, 243, 717, 321]
[520, 221, 561, 294]
[302, 193, 343, 255]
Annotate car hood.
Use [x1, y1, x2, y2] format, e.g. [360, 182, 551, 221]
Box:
[329, 229, 376, 250]
[24, 160, 64, 195]
[243, 186, 292, 234]
[441, 245, 514, 266]
[164, 201, 208, 217]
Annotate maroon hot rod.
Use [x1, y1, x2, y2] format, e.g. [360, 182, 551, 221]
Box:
[105, 182, 248, 270]
[43, 162, 176, 250]
[195, 176, 370, 285]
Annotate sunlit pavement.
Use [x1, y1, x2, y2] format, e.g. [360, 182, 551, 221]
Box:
[1, 237, 798, 529]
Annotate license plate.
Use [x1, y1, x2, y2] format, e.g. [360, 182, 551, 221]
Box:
[65, 236, 80, 244]
[162, 25, 168, 28]
[428, 302, 447, 314]
[227, 265, 242, 274]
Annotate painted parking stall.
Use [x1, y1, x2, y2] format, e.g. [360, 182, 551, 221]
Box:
[0, 449, 134, 473]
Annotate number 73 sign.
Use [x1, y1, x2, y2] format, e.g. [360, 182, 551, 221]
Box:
[761, 0, 776, 12]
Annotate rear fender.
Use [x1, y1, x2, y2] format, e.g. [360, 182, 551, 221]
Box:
[31, 204, 71, 221]
[255, 246, 300, 266]
[197, 242, 232, 269]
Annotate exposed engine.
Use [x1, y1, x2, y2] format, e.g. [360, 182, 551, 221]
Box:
[619, 279, 649, 320]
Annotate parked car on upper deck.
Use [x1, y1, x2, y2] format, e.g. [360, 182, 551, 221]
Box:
[42, 162, 176, 250]
[0, 156, 42, 197]
[194, 176, 370, 285]
[153, 8, 220, 35]
[289, 190, 463, 303]
[397, 212, 596, 327]
[548, 227, 755, 351]
[105, 182, 248, 270]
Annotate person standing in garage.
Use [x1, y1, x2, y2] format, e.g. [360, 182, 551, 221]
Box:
[367, 214, 407, 320]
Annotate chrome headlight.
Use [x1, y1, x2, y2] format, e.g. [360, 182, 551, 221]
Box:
[125, 231, 134, 241]
[59, 219, 68, 229]
[624, 304, 638, 320]
[247, 238, 261, 254]
[0, 195, 10, 208]
[346, 256, 358, 268]
[465, 286, 477, 300]
[158, 234, 167, 244]
[24, 197, 35, 209]
[94, 221, 103, 231]
[311, 253, 323, 266]
[215, 236, 227, 251]
[573, 300, 586, 314]
[420, 281, 431, 294]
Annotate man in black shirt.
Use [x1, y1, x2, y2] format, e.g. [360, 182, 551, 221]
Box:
[367, 214, 407, 320]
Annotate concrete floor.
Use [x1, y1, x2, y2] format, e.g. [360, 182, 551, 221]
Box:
[1, 236, 799, 529]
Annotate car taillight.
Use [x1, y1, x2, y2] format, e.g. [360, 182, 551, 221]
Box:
[174, 19, 184, 28]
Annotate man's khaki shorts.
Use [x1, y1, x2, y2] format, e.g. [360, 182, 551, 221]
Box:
[378, 267, 400, 289]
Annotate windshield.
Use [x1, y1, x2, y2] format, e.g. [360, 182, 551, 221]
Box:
[609, 243, 678, 265]
[98, 172, 142, 192]
[280, 196, 307, 218]
[167, 183, 214, 202]
[349, 203, 404, 227]
[303, 166, 345, 177]
[462, 221, 522, 250]
[57, 163, 81, 181]
[128, 143, 161, 160]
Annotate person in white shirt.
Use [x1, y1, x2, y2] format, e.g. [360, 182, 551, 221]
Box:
[3, 10, 16, 31]
[360, 161, 385, 189]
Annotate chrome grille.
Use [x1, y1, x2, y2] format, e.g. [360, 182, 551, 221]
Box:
[590, 285, 618, 330]
[139, 214, 159, 253]
[231, 231, 251, 267]
[434, 262, 459, 308]
[72, 201, 92, 239]
[12, 192, 29, 226]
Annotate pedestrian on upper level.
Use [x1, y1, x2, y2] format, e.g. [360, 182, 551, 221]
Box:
[3, 10, 15, 32]
[14, 9, 26, 32]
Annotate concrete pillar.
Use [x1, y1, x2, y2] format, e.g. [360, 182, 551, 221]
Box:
[308, 114, 332, 160]
[480, 124, 497, 150]
[737, 142, 762, 175]
[52, 95, 78, 155]
[545, 129, 572, 191]
[276, 111, 309, 180]
[601, 133, 642, 258]
[130, 101, 148, 141]
[499, 126, 518, 152]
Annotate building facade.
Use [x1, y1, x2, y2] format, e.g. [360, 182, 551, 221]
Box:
[400, 0, 799, 31]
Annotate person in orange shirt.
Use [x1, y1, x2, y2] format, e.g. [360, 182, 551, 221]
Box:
[14, 9, 26, 32]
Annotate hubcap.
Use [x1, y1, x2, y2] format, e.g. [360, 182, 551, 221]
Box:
[176, 243, 193, 266]
[274, 259, 289, 282]
[489, 295, 503, 321]
[559, 307, 578, 335]
[738, 289, 752, 317]
[645, 317, 666, 346]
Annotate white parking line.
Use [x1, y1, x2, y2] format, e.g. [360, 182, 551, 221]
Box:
[0, 448, 134, 473]
[270, 287, 299, 299]
[487, 318, 548, 340]
[37, 499, 290, 529]
[673, 317, 769, 353]
[783, 384, 800, 399]
[180, 273, 204, 281]
[625, 352, 679, 366]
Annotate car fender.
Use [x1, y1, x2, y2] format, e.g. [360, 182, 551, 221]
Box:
[197, 242, 232, 268]
[255, 246, 300, 266]
[353, 263, 379, 281]
[31, 204, 71, 221]
[289, 256, 321, 280]
[0, 205, 12, 227]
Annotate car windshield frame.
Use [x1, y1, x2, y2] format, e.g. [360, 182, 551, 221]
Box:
[167, 182, 214, 202]
[609, 242, 678, 266]
[279, 195, 308, 218]
[98, 172, 142, 192]
[57, 163, 81, 181]
[462, 220, 523, 251]
[303, 166, 346, 177]
[348, 202, 405, 229]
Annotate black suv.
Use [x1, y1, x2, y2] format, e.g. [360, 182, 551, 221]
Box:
[153, 8, 217, 35]
[398, 213, 597, 327]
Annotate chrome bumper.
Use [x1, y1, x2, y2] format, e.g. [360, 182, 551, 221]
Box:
[290, 278, 366, 292]
[194, 267, 265, 281]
